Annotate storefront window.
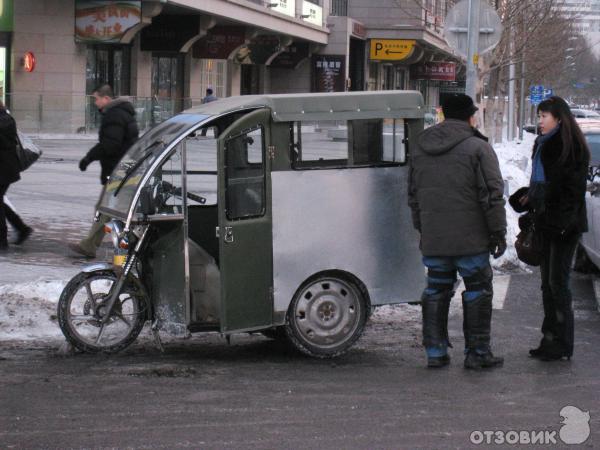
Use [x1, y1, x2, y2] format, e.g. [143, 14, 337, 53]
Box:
[199, 59, 227, 99]
[86, 46, 131, 95]
[152, 54, 184, 123]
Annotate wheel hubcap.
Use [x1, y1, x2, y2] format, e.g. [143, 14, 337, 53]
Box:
[293, 279, 361, 348]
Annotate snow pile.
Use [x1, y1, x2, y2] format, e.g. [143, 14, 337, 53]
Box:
[0, 278, 66, 341]
[492, 132, 536, 271]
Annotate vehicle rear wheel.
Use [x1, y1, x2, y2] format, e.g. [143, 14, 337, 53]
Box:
[285, 274, 368, 358]
[57, 271, 147, 353]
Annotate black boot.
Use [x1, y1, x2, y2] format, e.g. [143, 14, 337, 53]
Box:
[462, 292, 503, 370]
[422, 290, 453, 368]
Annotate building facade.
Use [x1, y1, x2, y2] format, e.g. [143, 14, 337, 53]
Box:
[2, 0, 463, 132]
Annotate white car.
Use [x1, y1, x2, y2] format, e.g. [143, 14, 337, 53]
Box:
[572, 109, 600, 120]
[576, 124, 600, 271]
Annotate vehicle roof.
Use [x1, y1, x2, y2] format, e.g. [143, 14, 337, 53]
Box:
[183, 91, 425, 122]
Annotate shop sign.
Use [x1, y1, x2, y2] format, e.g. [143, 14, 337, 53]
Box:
[0, 0, 14, 32]
[75, 1, 141, 44]
[312, 55, 345, 92]
[235, 36, 281, 65]
[271, 0, 295, 17]
[141, 15, 200, 52]
[193, 27, 246, 60]
[270, 42, 310, 69]
[302, 1, 323, 27]
[369, 39, 416, 61]
[351, 21, 366, 39]
[411, 62, 456, 81]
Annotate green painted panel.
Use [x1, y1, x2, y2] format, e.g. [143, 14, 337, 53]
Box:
[218, 108, 273, 332]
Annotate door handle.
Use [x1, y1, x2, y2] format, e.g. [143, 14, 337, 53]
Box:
[224, 226, 234, 243]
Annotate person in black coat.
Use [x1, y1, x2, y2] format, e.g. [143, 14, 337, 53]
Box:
[69, 85, 139, 258]
[511, 96, 590, 361]
[0, 104, 32, 251]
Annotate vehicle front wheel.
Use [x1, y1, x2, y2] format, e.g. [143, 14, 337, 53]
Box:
[285, 274, 368, 358]
[57, 271, 147, 353]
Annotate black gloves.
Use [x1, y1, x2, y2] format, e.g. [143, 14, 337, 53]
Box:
[79, 156, 91, 172]
[489, 230, 507, 259]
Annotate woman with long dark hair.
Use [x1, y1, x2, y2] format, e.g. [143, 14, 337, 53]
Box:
[0, 101, 32, 251]
[514, 96, 590, 361]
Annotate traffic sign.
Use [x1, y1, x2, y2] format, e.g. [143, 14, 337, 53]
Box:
[529, 85, 552, 105]
[444, 0, 502, 59]
[369, 39, 416, 61]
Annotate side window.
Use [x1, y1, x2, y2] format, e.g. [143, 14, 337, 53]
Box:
[291, 121, 348, 167]
[291, 118, 407, 168]
[225, 126, 266, 220]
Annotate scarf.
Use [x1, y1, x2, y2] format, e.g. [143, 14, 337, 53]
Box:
[529, 125, 560, 212]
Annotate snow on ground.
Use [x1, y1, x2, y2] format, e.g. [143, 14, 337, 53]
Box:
[0, 279, 65, 341]
[492, 132, 536, 272]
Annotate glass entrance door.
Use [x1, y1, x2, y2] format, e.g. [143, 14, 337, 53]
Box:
[151, 54, 184, 124]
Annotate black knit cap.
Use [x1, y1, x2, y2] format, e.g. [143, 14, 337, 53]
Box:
[442, 94, 478, 121]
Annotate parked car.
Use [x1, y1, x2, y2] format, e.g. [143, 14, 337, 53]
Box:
[575, 123, 600, 274]
[572, 108, 600, 120]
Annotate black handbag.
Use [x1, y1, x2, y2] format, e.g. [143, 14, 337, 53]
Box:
[515, 224, 543, 267]
[15, 132, 41, 172]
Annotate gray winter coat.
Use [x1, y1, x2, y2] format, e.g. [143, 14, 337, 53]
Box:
[408, 119, 507, 257]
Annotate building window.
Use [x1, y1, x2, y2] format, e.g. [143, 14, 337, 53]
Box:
[199, 59, 227, 99]
[331, 0, 348, 16]
[86, 46, 131, 95]
[151, 53, 185, 122]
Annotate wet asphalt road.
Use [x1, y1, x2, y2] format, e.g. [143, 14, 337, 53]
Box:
[1, 139, 600, 448]
[1, 271, 599, 449]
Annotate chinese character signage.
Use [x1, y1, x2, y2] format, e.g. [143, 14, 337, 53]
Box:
[312, 55, 345, 92]
[75, 1, 141, 44]
[193, 27, 246, 60]
[270, 42, 310, 69]
[272, 0, 295, 17]
[411, 62, 456, 82]
[302, 1, 323, 26]
[141, 15, 199, 52]
[370, 39, 416, 61]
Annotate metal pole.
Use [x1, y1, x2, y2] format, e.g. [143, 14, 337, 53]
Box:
[466, 0, 481, 101]
[508, 62, 515, 141]
[518, 59, 526, 141]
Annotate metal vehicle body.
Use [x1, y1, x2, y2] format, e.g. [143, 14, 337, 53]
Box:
[578, 123, 600, 272]
[57, 91, 426, 357]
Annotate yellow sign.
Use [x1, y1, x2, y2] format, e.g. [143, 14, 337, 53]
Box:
[370, 39, 416, 61]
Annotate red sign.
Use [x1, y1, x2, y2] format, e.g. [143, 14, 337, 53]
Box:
[411, 62, 456, 81]
[193, 27, 246, 60]
[352, 21, 366, 39]
[23, 52, 35, 72]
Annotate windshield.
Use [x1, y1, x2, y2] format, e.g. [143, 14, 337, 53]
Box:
[99, 114, 207, 217]
[585, 133, 600, 165]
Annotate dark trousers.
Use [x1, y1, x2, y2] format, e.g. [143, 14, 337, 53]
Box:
[539, 232, 580, 356]
[0, 183, 28, 245]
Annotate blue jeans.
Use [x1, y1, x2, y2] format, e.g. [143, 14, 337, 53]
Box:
[422, 252, 491, 357]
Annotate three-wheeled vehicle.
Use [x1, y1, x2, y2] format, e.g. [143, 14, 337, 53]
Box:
[57, 91, 426, 358]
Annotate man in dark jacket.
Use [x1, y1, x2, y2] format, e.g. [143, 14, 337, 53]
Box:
[0, 106, 32, 251]
[69, 85, 139, 258]
[408, 94, 507, 370]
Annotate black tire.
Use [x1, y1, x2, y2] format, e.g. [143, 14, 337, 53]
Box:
[573, 244, 597, 274]
[285, 273, 368, 358]
[57, 270, 147, 354]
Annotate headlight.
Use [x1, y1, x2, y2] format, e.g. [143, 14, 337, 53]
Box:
[104, 220, 127, 250]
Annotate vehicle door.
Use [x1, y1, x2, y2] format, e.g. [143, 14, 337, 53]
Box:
[217, 109, 273, 332]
